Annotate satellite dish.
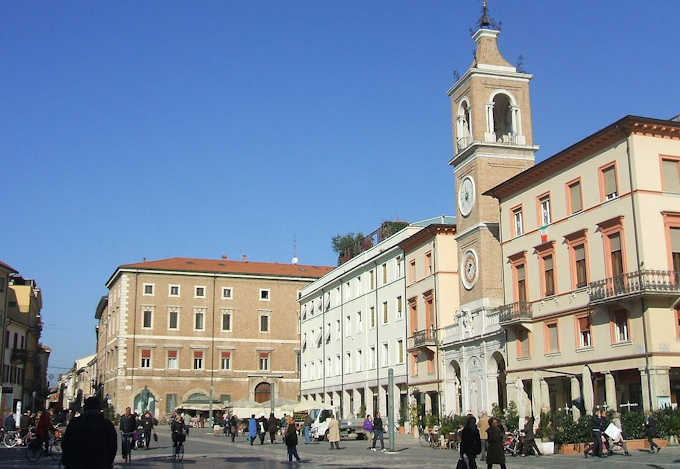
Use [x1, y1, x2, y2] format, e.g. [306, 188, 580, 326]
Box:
[291, 257, 299, 265]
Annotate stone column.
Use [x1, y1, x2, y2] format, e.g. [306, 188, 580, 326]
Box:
[393, 384, 402, 423]
[365, 386, 375, 417]
[506, 381, 518, 413]
[486, 373, 499, 411]
[640, 368, 651, 412]
[353, 389, 362, 416]
[604, 372, 617, 411]
[540, 379, 550, 413]
[342, 390, 351, 418]
[651, 368, 671, 410]
[570, 377, 581, 421]
[379, 385, 387, 417]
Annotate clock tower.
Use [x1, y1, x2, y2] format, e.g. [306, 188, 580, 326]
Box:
[441, 2, 538, 416]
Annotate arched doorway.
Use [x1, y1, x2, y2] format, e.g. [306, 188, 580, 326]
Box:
[447, 360, 463, 415]
[254, 382, 271, 403]
[489, 351, 507, 410]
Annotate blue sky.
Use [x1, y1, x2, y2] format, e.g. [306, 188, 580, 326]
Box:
[2, 1, 678, 380]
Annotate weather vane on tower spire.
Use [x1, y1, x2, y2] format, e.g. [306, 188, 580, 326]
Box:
[475, 0, 501, 31]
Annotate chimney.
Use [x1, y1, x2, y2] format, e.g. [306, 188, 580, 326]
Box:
[242, 254, 247, 262]
[221, 255, 228, 260]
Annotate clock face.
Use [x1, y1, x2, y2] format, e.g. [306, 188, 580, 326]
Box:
[461, 249, 479, 290]
[458, 176, 475, 217]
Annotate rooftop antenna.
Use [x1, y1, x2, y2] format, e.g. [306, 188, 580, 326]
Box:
[291, 234, 299, 264]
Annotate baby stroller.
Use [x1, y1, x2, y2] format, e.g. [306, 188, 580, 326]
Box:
[504, 429, 521, 456]
[134, 425, 146, 449]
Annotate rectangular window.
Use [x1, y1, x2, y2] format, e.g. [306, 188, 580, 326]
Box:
[398, 340, 404, 364]
[517, 328, 529, 358]
[546, 322, 559, 354]
[193, 351, 203, 370]
[409, 260, 416, 283]
[574, 244, 588, 288]
[369, 270, 375, 289]
[543, 255, 555, 297]
[346, 314, 352, 336]
[259, 289, 270, 301]
[143, 283, 154, 296]
[381, 343, 388, 366]
[539, 196, 551, 225]
[167, 350, 178, 369]
[169, 285, 180, 297]
[602, 164, 618, 200]
[356, 350, 362, 371]
[670, 227, 680, 276]
[220, 352, 231, 370]
[195, 286, 206, 298]
[662, 158, 680, 192]
[382, 301, 388, 324]
[370, 307, 375, 328]
[396, 256, 403, 277]
[568, 180, 583, 213]
[222, 287, 233, 299]
[168, 310, 178, 330]
[194, 311, 204, 330]
[356, 311, 362, 331]
[578, 316, 592, 348]
[609, 233, 624, 276]
[335, 354, 341, 375]
[0, 278, 4, 293]
[614, 311, 629, 342]
[221, 311, 232, 331]
[260, 314, 269, 332]
[516, 264, 527, 303]
[140, 349, 151, 368]
[382, 263, 387, 284]
[335, 319, 341, 335]
[259, 353, 269, 371]
[396, 296, 403, 319]
[425, 252, 433, 276]
[370, 346, 376, 369]
[346, 352, 352, 373]
[513, 208, 524, 236]
[143, 309, 152, 328]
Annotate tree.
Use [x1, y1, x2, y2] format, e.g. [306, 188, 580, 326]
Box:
[331, 233, 364, 264]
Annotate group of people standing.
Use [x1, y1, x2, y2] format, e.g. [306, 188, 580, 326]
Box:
[457, 412, 508, 469]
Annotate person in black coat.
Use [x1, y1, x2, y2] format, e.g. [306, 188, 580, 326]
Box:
[522, 416, 541, 456]
[485, 417, 506, 469]
[61, 396, 117, 469]
[644, 411, 661, 454]
[284, 416, 301, 462]
[267, 413, 278, 444]
[584, 413, 604, 458]
[460, 415, 482, 469]
[257, 415, 267, 445]
[140, 411, 156, 449]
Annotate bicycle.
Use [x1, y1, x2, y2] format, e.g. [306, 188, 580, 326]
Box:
[121, 432, 134, 464]
[3, 429, 19, 448]
[418, 426, 441, 448]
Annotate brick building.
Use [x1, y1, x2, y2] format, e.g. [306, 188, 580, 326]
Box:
[96, 257, 331, 417]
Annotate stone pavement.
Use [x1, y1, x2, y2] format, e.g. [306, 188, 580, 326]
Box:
[1, 427, 679, 468]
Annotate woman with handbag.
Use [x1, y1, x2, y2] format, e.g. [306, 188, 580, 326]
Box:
[485, 417, 506, 469]
[459, 415, 482, 469]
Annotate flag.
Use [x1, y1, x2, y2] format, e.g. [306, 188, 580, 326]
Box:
[539, 226, 548, 243]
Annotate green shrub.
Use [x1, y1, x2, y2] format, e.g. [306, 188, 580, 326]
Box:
[504, 401, 519, 432]
[621, 411, 645, 439]
[535, 411, 553, 440]
[424, 413, 440, 428]
[552, 411, 591, 444]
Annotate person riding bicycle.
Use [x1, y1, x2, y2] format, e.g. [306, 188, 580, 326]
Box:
[61, 396, 117, 469]
[171, 414, 188, 453]
[119, 407, 137, 460]
[36, 410, 54, 455]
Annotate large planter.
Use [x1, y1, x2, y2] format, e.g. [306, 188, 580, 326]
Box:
[557, 442, 587, 455]
[538, 440, 554, 455]
[558, 438, 667, 455]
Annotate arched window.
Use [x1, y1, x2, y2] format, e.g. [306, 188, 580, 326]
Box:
[486, 91, 522, 144]
[254, 382, 271, 403]
[456, 99, 472, 151]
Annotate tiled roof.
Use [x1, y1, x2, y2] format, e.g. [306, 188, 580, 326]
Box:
[115, 257, 334, 280]
[0, 260, 17, 273]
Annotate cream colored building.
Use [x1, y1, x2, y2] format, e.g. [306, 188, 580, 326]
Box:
[486, 115, 680, 416]
[398, 223, 458, 421]
[97, 257, 331, 417]
[440, 20, 537, 417]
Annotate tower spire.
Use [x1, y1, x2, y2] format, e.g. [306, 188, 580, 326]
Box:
[476, 0, 500, 31]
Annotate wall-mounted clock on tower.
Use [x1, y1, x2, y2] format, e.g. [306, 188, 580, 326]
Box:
[461, 249, 479, 290]
[458, 176, 475, 217]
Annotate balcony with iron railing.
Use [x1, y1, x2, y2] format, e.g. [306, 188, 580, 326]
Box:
[407, 328, 438, 351]
[496, 301, 533, 325]
[588, 270, 680, 304]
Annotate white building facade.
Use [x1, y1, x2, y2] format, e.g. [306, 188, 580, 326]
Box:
[299, 218, 453, 421]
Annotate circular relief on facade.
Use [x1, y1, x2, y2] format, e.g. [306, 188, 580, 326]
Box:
[458, 176, 476, 217]
[461, 249, 479, 290]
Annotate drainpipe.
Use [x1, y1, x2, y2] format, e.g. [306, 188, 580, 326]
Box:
[374, 261, 380, 414]
[618, 124, 653, 410]
[340, 282, 344, 415]
[130, 273, 139, 409]
[209, 274, 216, 425]
[321, 288, 325, 406]
[498, 199, 509, 409]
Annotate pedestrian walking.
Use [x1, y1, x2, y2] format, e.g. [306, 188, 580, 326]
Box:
[597, 410, 612, 456]
[248, 415, 257, 445]
[521, 416, 541, 456]
[284, 416, 302, 462]
[327, 412, 340, 449]
[257, 415, 267, 445]
[644, 411, 661, 454]
[36, 410, 54, 455]
[477, 410, 490, 461]
[584, 412, 604, 458]
[485, 417, 506, 469]
[229, 415, 238, 443]
[370, 411, 385, 451]
[141, 411, 156, 449]
[268, 413, 278, 444]
[61, 396, 117, 469]
[460, 415, 481, 469]
[362, 415, 374, 449]
[303, 412, 313, 444]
